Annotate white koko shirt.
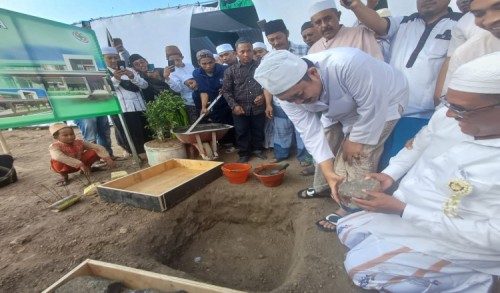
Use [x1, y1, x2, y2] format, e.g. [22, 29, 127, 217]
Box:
[166, 63, 195, 106]
[385, 13, 461, 119]
[280, 48, 409, 164]
[109, 67, 148, 112]
[369, 107, 500, 275]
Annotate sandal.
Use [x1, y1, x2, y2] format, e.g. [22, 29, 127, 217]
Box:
[315, 213, 342, 232]
[297, 188, 330, 199]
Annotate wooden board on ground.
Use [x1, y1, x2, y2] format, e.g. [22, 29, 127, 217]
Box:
[42, 259, 245, 293]
[97, 159, 223, 212]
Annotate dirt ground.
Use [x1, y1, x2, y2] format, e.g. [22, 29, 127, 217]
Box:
[0, 126, 364, 293]
[1, 127, 497, 293]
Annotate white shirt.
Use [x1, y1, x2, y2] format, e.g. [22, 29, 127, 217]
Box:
[442, 29, 500, 95]
[109, 67, 148, 112]
[386, 13, 461, 119]
[280, 48, 409, 164]
[165, 63, 195, 106]
[447, 12, 479, 56]
[368, 108, 500, 275]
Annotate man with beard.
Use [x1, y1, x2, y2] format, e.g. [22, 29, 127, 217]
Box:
[344, 0, 462, 171]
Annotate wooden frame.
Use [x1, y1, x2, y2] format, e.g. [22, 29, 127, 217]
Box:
[97, 159, 223, 212]
[43, 259, 245, 293]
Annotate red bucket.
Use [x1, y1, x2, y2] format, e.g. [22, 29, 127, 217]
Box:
[253, 164, 286, 187]
[221, 163, 252, 184]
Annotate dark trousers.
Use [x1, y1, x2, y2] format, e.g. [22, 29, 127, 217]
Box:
[232, 112, 266, 157]
[111, 112, 151, 154]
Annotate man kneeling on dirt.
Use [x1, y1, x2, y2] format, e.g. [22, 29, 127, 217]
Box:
[49, 123, 115, 186]
[254, 48, 408, 231]
[335, 53, 500, 292]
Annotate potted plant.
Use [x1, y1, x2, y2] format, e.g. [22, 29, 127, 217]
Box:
[143, 90, 190, 165]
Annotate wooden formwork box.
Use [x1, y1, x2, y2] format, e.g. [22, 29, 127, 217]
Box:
[97, 159, 223, 212]
[43, 259, 245, 293]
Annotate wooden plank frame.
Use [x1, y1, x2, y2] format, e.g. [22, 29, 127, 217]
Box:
[97, 159, 223, 212]
[42, 259, 245, 293]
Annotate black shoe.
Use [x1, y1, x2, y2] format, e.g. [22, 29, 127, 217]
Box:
[237, 156, 249, 163]
[252, 150, 267, 160]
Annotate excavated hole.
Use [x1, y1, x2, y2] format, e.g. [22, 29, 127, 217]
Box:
[148, 196, 296, 292]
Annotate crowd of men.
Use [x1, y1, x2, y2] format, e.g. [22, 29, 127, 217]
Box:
[77, 0, 500, 291]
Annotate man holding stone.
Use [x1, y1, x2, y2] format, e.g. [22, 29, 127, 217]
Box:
[337, 52, 500, 292]
[254, 48, 408, 231]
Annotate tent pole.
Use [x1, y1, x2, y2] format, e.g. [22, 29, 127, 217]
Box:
[118, 114, 141, 165]
[0, 131, 11, 155]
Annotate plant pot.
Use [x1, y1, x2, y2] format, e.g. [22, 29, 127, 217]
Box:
[144, 139, 187, 166]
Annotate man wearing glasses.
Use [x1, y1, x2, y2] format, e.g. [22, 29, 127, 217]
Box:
[336, 52, 500, 292]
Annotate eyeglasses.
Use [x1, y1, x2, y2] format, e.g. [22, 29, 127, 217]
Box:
[439, 95, 500, 118]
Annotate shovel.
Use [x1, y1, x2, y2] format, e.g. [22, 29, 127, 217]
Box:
[258, 163, 290, 175]
[185, 94, 222, 134]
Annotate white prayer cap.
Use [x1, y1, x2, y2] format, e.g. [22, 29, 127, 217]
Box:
[449, 52, 500, 94]
[253, 42, 267, 50]
[254, 50, 307, 95]
[216, 43, 234, 54]
[101, 46, 118, 55]
[309, 0, 337, 17]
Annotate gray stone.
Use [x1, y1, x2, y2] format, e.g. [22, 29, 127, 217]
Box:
[338, 179, 381, 209]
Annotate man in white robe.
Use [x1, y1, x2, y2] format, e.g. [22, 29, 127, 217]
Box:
[337, 52, 500, 292]
[254, 48, 408, 228]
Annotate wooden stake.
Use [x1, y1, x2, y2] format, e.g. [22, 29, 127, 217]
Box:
[0, 131, 11, 155]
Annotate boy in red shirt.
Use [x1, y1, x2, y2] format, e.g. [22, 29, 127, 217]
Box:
[49, 123, 115, 186]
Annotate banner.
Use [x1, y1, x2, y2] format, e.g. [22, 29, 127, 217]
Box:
[220, 0, 253, 10]
[0, 9, 122, 130]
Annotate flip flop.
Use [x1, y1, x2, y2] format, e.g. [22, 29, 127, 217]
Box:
[315, 213, 342, 232]
[297, 188, 330, 199]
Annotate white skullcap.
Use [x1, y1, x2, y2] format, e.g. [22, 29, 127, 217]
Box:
[309, 0, 337, 17]
[216, 44, 234, 54]
[101, 46, 118, 55]
[449, 52, 500, 94]
[254, 50, 308, 95]
[253, 42, 267, 50]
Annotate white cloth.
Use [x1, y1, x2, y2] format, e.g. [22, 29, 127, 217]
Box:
[449, 52, 500, 94]
[216, 43, 234, 54]
[385, 13, 460, 119]
[337, 212, 495, 292]
[443, 35, 500, 94]
[254, 50, 307, 95]
[165, 63, 195, 106]
[253, 42, 267, 50]
[101, 47, 118, 55]
[308, 0, 336, 17]
[278, 47, 408, 164]
[447, 12, 479, 57]
[366, 107, 500, 275]
[109, 67, 148, 112]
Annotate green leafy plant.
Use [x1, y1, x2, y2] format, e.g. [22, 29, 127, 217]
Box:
[144, 90, 189, 141]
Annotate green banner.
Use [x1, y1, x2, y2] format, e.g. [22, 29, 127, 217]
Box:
[0, 9, 122, 130]
[220, 0, 253, 10]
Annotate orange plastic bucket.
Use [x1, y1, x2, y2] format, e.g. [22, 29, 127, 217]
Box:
[221, 163, 252, 184]
[253, 164, 286, 187]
